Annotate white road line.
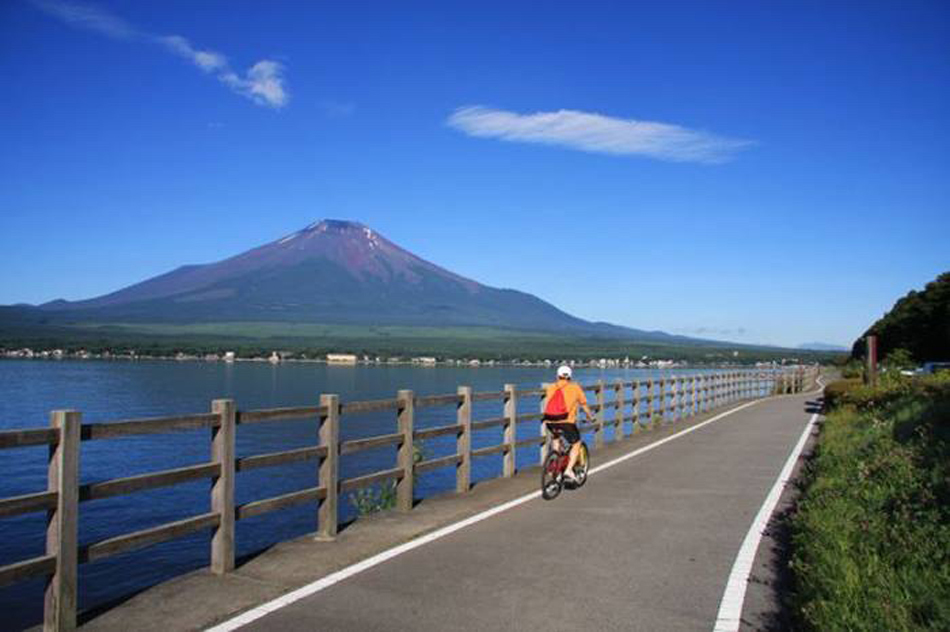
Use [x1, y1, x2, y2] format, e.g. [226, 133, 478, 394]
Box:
[206, 396, 769, 632]
[712, 378, 824, 632]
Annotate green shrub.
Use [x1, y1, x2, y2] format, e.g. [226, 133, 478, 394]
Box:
[823, 378, 862, 410]
[349, 481, 398, 516]
[349, 440, 429, 517]
[790, 375, 950, 630]
[884, 348, 916, 371]
[841, 359, 865, 380]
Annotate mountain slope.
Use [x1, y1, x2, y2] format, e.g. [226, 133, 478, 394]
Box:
[33, 220, 684, 340]
[797, 342, 848, 352]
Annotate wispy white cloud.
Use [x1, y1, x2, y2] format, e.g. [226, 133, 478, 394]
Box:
[447, 106, 753, 164]
[31, 0, 288, 109]
[220, 61, 288, 108]
[31, 0, 137, 39]
[158, 35, 227, 73]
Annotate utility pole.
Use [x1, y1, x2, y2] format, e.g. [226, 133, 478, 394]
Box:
[866, 335, 878, 386]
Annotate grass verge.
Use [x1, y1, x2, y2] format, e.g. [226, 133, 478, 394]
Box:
[789, 375, 950, 630]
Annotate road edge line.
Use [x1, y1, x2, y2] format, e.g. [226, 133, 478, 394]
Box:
[712, 378, 825, 631]
[206, 396, 770, 631]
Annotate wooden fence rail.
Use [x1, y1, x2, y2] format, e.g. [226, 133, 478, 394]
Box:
[0, 367, 817, 631]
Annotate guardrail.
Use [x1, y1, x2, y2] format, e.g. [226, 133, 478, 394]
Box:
[0, 367, 816, 630]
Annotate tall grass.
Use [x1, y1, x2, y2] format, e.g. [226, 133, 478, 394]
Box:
[790, 375, 950, 630]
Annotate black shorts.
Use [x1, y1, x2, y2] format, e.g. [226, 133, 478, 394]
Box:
[545, 422, 580, 445]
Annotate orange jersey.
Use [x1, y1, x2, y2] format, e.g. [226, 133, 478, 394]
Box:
[544, 379, 588, 424]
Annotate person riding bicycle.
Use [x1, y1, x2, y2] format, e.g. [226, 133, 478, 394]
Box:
[543, 365, 593, 483]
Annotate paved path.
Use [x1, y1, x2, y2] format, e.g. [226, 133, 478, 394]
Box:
[229, 391, 816, 632]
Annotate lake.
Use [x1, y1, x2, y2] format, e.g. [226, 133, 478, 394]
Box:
[0, 359, 738, 629]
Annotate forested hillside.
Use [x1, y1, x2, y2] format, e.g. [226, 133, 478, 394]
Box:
[852, 271, 950, 362]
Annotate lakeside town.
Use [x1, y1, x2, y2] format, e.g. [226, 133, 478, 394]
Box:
[1, 346, 802, 369]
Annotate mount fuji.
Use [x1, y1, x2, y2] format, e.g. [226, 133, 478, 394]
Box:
[31, 220, 681, 342]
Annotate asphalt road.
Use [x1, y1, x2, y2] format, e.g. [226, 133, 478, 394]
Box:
[238, 392, 816, 632]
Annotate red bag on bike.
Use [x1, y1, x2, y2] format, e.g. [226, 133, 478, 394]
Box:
[544, 387, 569, 421]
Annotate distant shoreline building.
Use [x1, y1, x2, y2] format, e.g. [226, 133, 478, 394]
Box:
[327, 353, 358, 365]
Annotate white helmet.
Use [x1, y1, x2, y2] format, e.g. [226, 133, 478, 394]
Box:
[556, 365, 572, 379]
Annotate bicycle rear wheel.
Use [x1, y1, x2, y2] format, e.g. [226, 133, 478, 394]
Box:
[541, 451, 563, 500]
[572, 442, 590, 488]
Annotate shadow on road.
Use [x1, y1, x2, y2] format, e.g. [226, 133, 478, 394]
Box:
[804, 397, 824, 415]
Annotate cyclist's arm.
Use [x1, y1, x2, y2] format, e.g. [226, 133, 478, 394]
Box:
[578, 388, 593, 419]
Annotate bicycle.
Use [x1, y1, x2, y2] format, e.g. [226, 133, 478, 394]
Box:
[541, 425, 590, 501]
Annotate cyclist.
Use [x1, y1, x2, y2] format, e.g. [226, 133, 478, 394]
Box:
[543, 365, 593, 483]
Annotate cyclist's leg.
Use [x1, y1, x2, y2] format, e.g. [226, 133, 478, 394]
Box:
[544, 423, 561, 455]
[566, 441, 582, 473]
[561, 425, 581, 478]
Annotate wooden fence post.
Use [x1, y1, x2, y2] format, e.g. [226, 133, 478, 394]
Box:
[210, 399, 235, 574]
[632, 381, 641, 433]
[657, 379, 665, 425]
[595, 381, 605, 449]
[540, 385, 549, 465]
[503, 384, 517, 478]
[684, 377, 691, 417]
[396, 389, 414, 513]
[696, 375, 703, 413]
[45, 410, 79, 632]
[689, 375, 699, 417]
[317, 394, 339, 541]
[685, 375, 696, 417]
[672, 378, 680, 421]
[681, 377, 688, 416]
[647, 379, 655, 428]
[684, 377, 691, 416]
[665, 378, 672, 421]
[614, 380, 625, 441]
[457, 386, 472, 494]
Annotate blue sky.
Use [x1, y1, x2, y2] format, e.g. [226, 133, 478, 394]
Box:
[1, 0, 948, 348]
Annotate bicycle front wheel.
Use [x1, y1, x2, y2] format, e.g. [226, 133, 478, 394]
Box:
[541, 451, 562, 500]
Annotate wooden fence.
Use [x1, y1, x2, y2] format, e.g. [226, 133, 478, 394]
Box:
[0, 367, 816, 630]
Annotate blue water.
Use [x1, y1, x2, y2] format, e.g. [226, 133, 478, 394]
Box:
[0, 359, 742, 629]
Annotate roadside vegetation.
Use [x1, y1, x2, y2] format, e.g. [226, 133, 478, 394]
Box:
[790, 373, 950, 630]
[349, 440, 430, 516]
